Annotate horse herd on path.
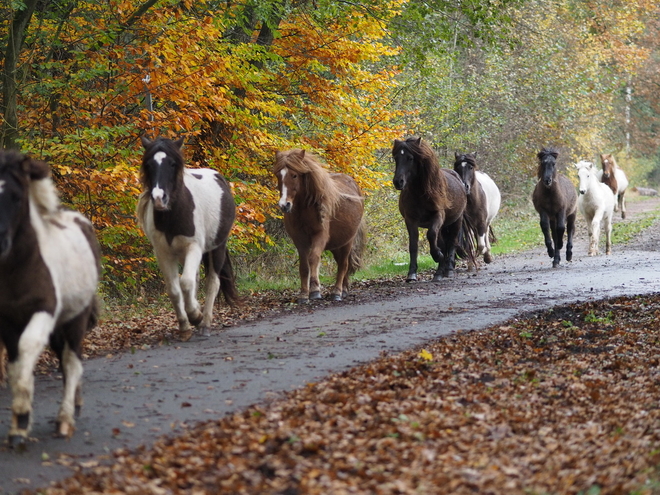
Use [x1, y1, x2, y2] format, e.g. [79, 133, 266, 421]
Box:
[0, 136, 629, 447]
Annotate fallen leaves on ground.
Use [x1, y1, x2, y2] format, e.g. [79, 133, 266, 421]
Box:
[37, 293, 660, 494]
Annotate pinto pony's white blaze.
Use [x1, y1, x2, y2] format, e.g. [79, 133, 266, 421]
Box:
[576, 160, 615, 256]
[0, 150, 101, 447]
[137, 137, 240, 341]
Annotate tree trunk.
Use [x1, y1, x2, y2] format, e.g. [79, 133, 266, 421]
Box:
[1, 0, 39, 150]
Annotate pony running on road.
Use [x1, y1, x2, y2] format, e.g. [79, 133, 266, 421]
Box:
[598, 153, 629, 219]
[392, 137, 475, 282]
[576, 160, 615, 256]
[532, 147, 578, 268]
[453, 152, 501, 264]
[0, 150, 101, 447]
[274, 149, 365, 303]
[137, 137, 240, 341]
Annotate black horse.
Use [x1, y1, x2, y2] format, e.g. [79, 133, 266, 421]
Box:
[532, 147, 577, 268]
[392, 137, 474, 282]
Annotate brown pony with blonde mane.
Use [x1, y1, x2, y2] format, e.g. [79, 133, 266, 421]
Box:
[274, 149, 366, 303]
[392, 137, 475, 282]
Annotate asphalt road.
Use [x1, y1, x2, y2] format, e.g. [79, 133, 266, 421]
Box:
[1, 200, 660, 494]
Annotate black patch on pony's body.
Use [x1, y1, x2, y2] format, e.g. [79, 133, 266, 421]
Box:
[152, 188, 196, 244]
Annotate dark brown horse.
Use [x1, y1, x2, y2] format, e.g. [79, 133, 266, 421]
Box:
[532, 148, 577, 268]
[274, 149, 366, 303]
[392, 137, 474, 282]
[599, 153, 629, 219]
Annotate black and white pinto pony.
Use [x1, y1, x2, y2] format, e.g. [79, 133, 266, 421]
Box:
[137, 137, 240, 341]
[532, 148, 578, 268]
[0, 150, 101, 447]
[576, 160, 615, 256]
[453, 152, 501, 264]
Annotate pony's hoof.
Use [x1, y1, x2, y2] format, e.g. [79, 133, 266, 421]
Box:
[297, 297, 309, 304]
[552, 261, 560, 268]
[432, 275, 443, 283]
[198, 326, 211, 338]
[406, 274, 417, 283]
[547, 249, 555, 259]
[178, 329, 193, 342]
[309, 291, 322, 300]
[622, 212, 626, 219]
[329, 293, 342, 301]
[188, 313, 203, 327]
[8, 435, 27, 451]
[483, 253, 493, 264]
[57, 421, 74, 439]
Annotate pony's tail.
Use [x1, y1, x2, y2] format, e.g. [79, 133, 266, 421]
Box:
[348, 217, 367, 276]
[219, 250, 243, 307]
[488, 225, 497, 245]
[456, 214, 478, 268]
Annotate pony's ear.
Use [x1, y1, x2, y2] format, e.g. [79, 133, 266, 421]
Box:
[295, 149, 305, 160]
[21, 157, 50, 181]
[140, 135, 153, 149]
[414, 137, 422, 145]
[394, 139, 402, 147]
[275, 151, 283, 160]
[454, 151, 460, 159]
[472, 151, 478, 158]
[174, 137, 184, 149]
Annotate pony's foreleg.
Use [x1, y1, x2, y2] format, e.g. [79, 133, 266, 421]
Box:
[426, 222, 445, 282]
[155, 251, 193, 340]
[539, 212, 555, 260]
[296, 247, 312, 303]
[307, 239, 326, 301]
[180, 247, 204, 327]
[589, 212, 603, 256]
[405, 223, 420, 282]
[565, 213, 576, 264]
[57, 342, 83, 438]
[7, 312, 54, 447]
[551, 214, 566, 268]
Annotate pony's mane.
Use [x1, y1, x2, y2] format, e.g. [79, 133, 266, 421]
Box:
[0, 151, 60, 216]
[274, 149, 342, 218]
[537, 147, 559, 179]
[140, 137, 185, 190]
[394, 138, 450, 208]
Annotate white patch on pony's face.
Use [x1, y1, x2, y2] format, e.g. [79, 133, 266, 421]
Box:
[461, 162, 467, 168]
[151, 151, 168, 207]
[154, 151, 167, 165]
[278, 169, 289, 209]
[400, 149, 404, 155]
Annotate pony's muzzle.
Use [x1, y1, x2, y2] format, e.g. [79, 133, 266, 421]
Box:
[393, 178, 405, 190]
[465, 183, 471, 195]
[279, 202, 292, 213]
[543, 178, 553, 187]
[152, 196, 169, 211]
[579, 189, 586, 195]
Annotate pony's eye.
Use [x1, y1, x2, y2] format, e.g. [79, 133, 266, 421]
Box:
[291, 174, 298, 179]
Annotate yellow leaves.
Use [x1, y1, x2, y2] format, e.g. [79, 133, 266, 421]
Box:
[418, 349, 433, 362]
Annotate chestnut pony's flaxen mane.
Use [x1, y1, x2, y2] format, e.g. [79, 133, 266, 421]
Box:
[273, 149, 342, 219]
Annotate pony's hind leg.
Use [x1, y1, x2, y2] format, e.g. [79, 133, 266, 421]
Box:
[330, 245, 352, 301]
[199, 249, 223, 337]
[405, 222, 420, 282]
[7, 312, 54, 447]
[619, 191, 626, 219]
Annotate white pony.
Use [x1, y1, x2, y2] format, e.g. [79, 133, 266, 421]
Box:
[576, 160, 615, 256]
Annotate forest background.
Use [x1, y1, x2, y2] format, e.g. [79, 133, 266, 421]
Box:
[1, 0, 659, 297]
